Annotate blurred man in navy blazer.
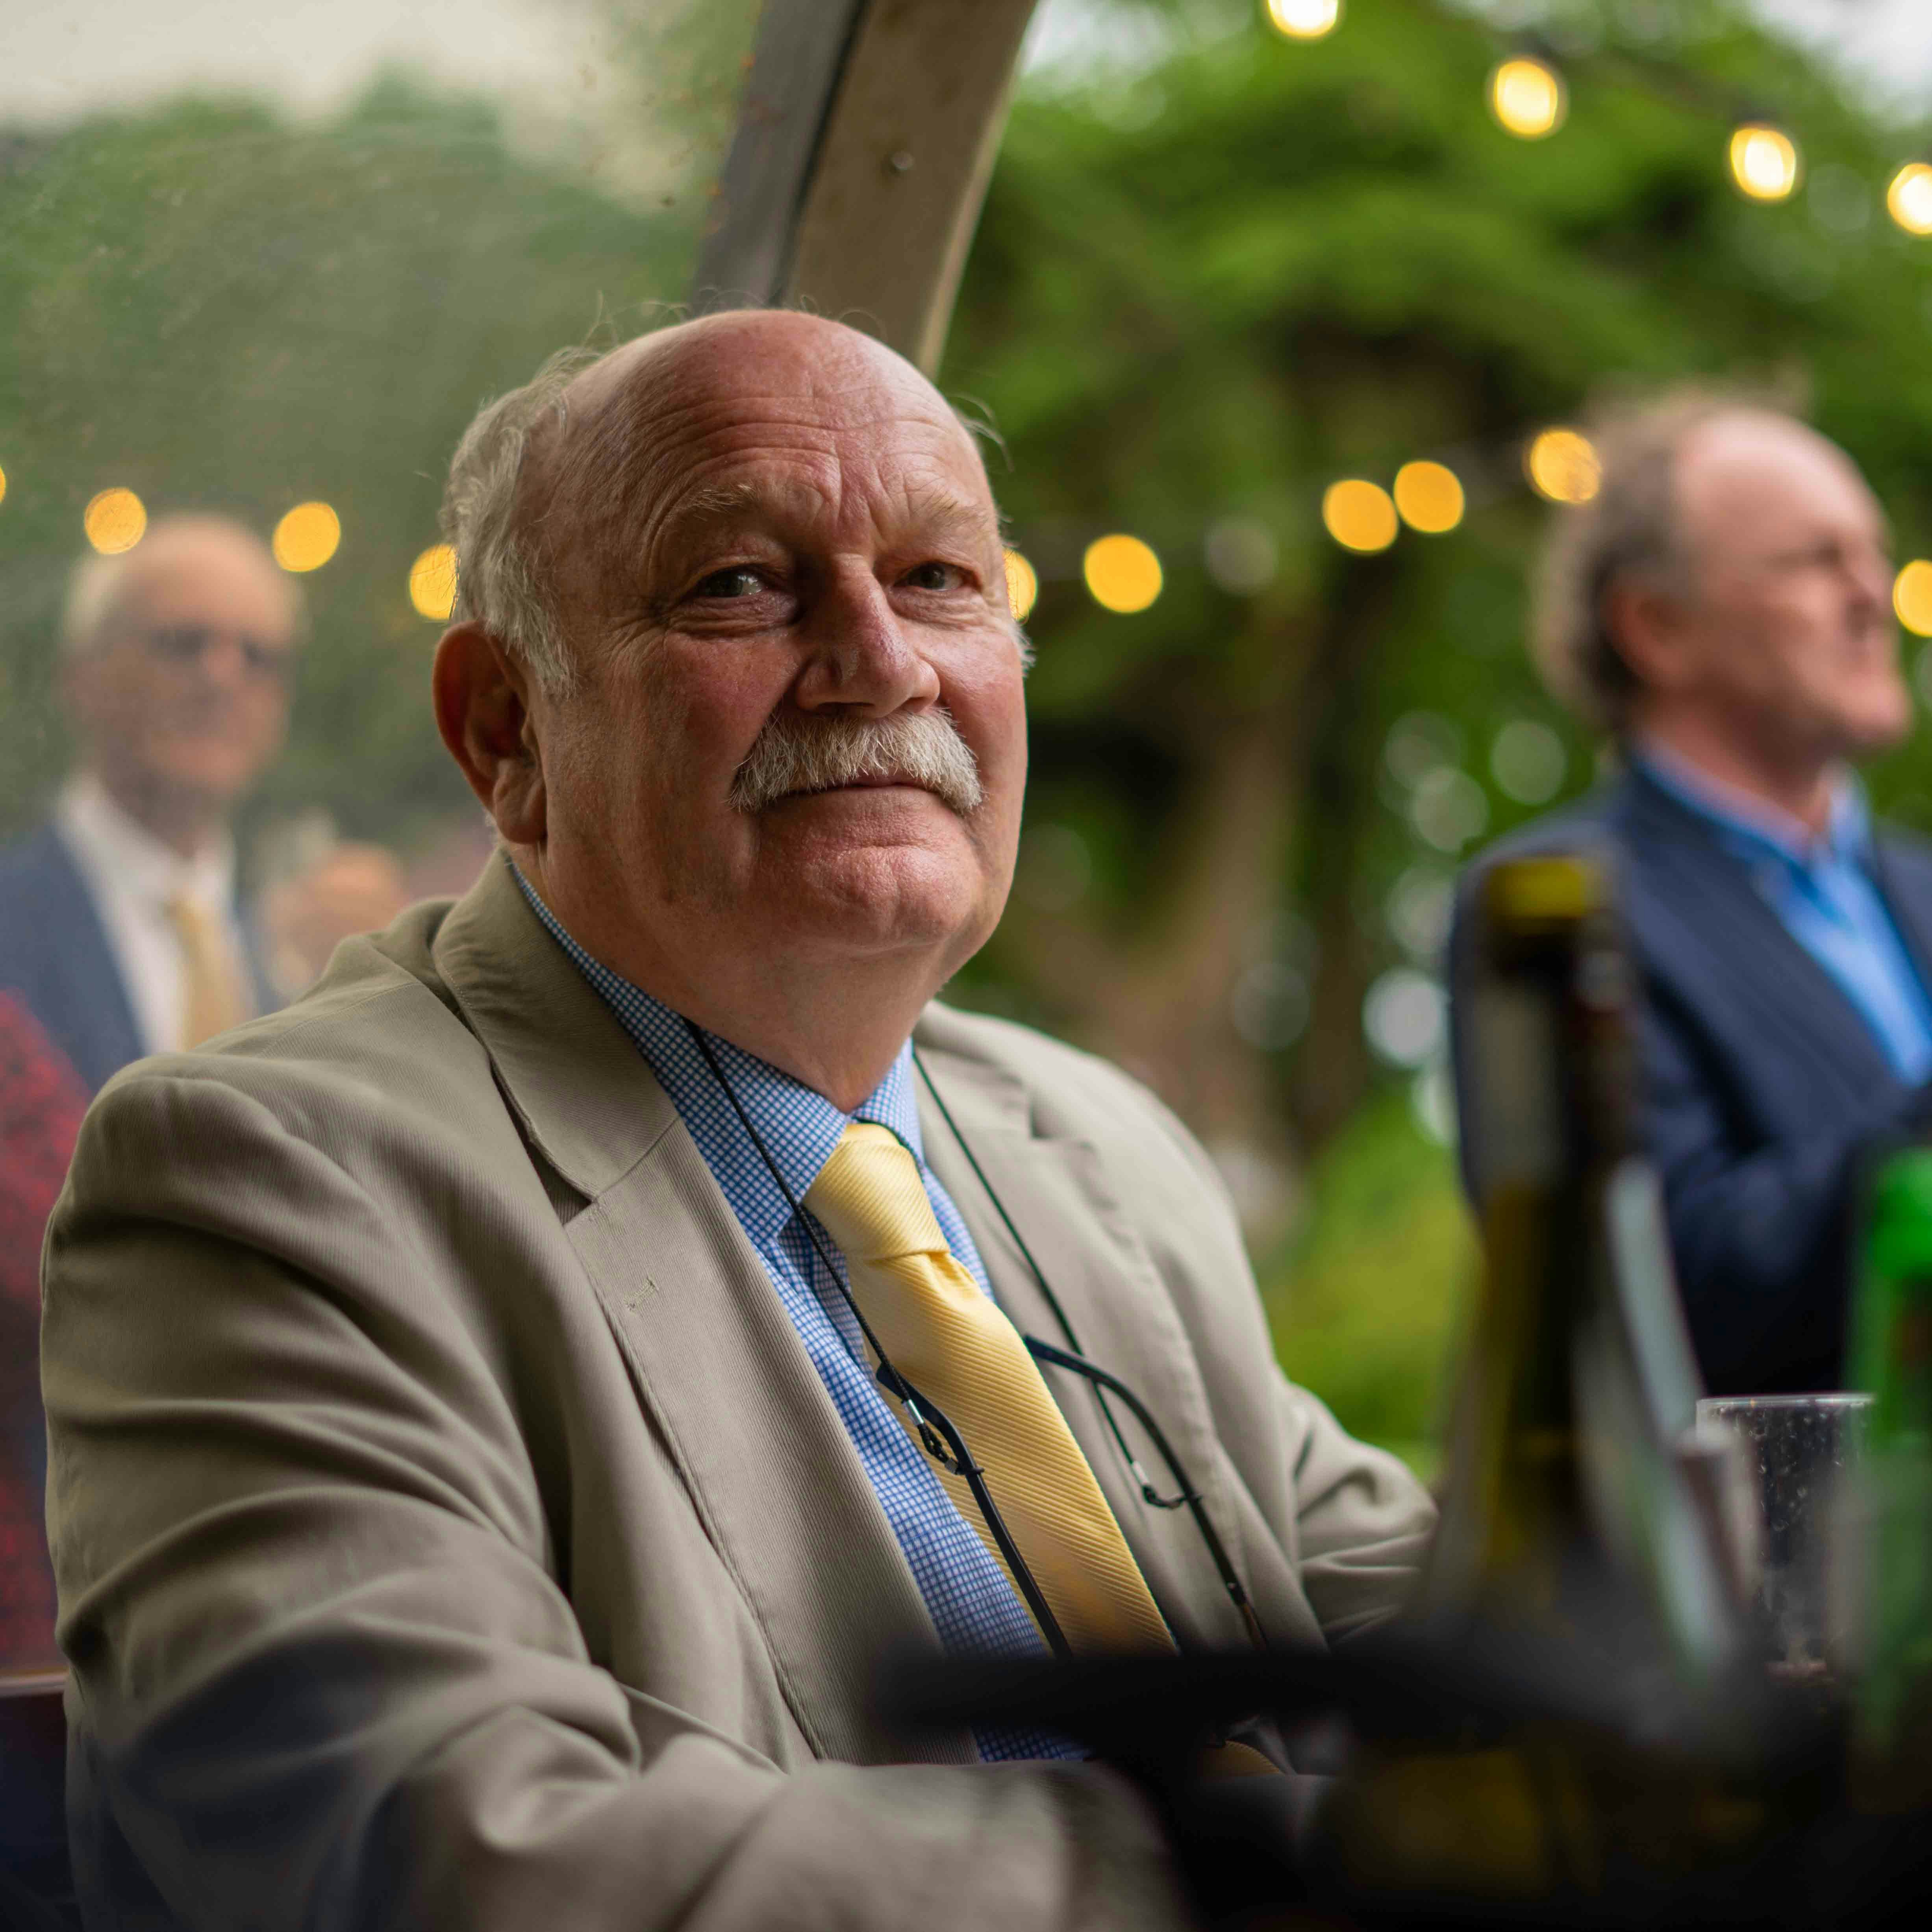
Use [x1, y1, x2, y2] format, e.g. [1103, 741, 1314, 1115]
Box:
[0, 516, 295, 1631]
[1452, 391, 1931, 1395]
[0, 515, 295, 1095]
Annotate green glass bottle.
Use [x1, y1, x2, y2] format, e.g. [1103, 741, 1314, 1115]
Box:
[1847, 1147, 1932, 1808]
[1326, 856, 1749, 1904]
[1432, 852, 1723, 1653]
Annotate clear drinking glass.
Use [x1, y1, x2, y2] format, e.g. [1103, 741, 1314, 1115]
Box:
[1693, 1392, 1873, 1675]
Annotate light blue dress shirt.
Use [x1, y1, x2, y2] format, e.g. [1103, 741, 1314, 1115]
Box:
[1635, 748, 1932, 1084]
[511, 861, 1074, 1761]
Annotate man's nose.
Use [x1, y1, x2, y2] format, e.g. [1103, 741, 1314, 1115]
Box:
[793, 568, 942, 716]
[193, 633, 254, 690]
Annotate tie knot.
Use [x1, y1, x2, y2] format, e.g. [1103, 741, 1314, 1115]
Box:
[804, 1121, 947, 1264]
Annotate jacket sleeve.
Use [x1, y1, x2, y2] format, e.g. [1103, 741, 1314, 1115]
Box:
[1640, 989, 1927, 1393]
[42, 1068, 1185, 1932]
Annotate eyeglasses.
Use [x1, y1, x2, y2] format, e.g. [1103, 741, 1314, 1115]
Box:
[685, 1019, 1267, 1659]
[134, 624, 293, 684]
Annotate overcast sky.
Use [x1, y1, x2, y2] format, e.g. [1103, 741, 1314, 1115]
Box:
[2, 0, 1928, 133]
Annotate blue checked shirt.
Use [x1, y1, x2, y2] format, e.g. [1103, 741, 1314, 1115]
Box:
[1636, 748, 1932, 1083]
[512, 861, 1074, 1762]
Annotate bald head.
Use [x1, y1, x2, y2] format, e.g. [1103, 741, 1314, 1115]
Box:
[441, 313, 1004, 695]
[65, 514, 298, 662]
[62, 513, 299, 853]
[1592, 402, 1908, 802]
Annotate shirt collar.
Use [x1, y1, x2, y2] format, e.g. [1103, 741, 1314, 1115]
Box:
[56, 770, 236, 911]
[1631, 742, 1869, 876]
[509, 857, 924, 1244]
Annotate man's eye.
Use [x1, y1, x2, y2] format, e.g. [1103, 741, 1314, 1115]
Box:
[693, 567, 765, 599]
[903, 561, 965, 591]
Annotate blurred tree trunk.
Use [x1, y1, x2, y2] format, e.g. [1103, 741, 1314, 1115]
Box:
[1287, 556, 1399, 1148]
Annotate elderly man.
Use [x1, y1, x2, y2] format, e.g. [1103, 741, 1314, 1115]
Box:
[44, 312, 1432, 1930]
[1452, 391, 1929, 1395]
[0, 515, 295, 1692]
[0, 515, 295, 1093]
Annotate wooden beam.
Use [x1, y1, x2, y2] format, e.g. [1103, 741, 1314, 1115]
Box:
[694, 0, 1041, 374]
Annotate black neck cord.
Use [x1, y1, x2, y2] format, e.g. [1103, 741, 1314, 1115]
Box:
[913, 1045, 1267, 1652]
[912, 1046, 1178, 1509]
[680, 1019, 1070, 1658]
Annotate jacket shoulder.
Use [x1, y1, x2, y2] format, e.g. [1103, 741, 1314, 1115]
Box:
[89, 897, 477, 1138]
[915, 999, 1227, 1207]
[1465, 785, 1621, 875]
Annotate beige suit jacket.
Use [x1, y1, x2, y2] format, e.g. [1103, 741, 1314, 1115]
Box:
[42, 856, 1433, 1932]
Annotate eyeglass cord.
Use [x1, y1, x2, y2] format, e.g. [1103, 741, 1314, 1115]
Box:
[682, 1015, 1266, 1657]
[682, 1020, 1072, 1658]
[912, 1048, 1267, 1653]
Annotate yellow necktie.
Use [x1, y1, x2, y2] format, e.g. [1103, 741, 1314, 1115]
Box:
[164, 893, 249, 1048]
[804, 1122, 1173, 1656]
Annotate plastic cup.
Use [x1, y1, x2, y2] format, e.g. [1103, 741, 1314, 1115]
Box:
[1693, 1393, 1872, 1673]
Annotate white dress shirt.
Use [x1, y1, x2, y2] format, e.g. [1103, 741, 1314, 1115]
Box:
[55, 773, 250, 1056]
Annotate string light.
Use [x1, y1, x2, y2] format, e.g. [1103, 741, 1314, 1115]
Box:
[271, 501, 341, 574]
[1895, 561, 1932, 637]
[1489, 57, 1565, 140]
[1393, 461, 1465, 534]
[1264, 0, 1339, 40]
[409, 543, 458, 621]
[1003, 548, 1039, 622]
[1083, 534, 1163, 613]
[1888, 163, 1932, 236]
[1323, 480, 1398, 553]
[83, 487, 146, 555]
[1729, 124, 1800, 202]
[1525, 428, 1600, 505]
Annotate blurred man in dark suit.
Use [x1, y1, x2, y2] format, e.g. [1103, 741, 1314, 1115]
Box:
[1451, 391, 1929, 1395]
[0, 515, 295, 1093]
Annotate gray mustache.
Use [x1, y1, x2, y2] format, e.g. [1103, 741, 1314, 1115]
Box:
[729, 708, 985, 817]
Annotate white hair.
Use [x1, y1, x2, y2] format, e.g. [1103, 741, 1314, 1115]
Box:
[440, 346, 608, 695]
[61, 551, 132, 659]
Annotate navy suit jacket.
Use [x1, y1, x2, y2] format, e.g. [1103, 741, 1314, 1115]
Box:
[0, 820, 274, 1097]
[1450, 765, 1932, 1396]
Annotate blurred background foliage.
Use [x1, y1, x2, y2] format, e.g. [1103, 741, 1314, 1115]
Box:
[6, 0, 1932, 1470]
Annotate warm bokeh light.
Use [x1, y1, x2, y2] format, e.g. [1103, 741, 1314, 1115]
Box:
[1728, 124, 1800, 202]
[409, 543, 458, 621]
[83, 486, 146, 555]
[272, 500, 341, 573]
[1082, 533, 1163, 613]
[1393, 460, 1465, 534]
[1888, 163, 1932, 236]
[1265, 0, 1340, 40]
[1321, 479, 1398, 553]
[0, 460, 8, 507]
[1003, 547, 1039, 621]
[1895, 561, 1932, 637]
[1525, 428, 1601, 505]
[1488, 58, 1565, 140]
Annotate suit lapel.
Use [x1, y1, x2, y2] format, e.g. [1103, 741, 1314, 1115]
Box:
[433, 860, 972, 1766]
[1873, 832, 1932, 997]
[1620, 774, 1898, 1092]
[912, 1010, 1260, 1652]
[35, 826, 144, 1091]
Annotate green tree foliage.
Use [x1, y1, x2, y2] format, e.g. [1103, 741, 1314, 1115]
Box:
[0, 80, 706, 849]
[4, 0, 1930, 1462]
[946, 0, 1932, 1195]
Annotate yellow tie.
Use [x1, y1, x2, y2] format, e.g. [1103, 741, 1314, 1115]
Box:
[804, 1122, 1173, 1656]
[164, 893, 249, 1048]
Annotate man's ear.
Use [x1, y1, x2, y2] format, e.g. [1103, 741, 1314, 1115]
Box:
[1601, 576, 1691, 695]
[432, 623, 548, 846]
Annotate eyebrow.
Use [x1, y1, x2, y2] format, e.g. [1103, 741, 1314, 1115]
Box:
[650, 479, 999, 561]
